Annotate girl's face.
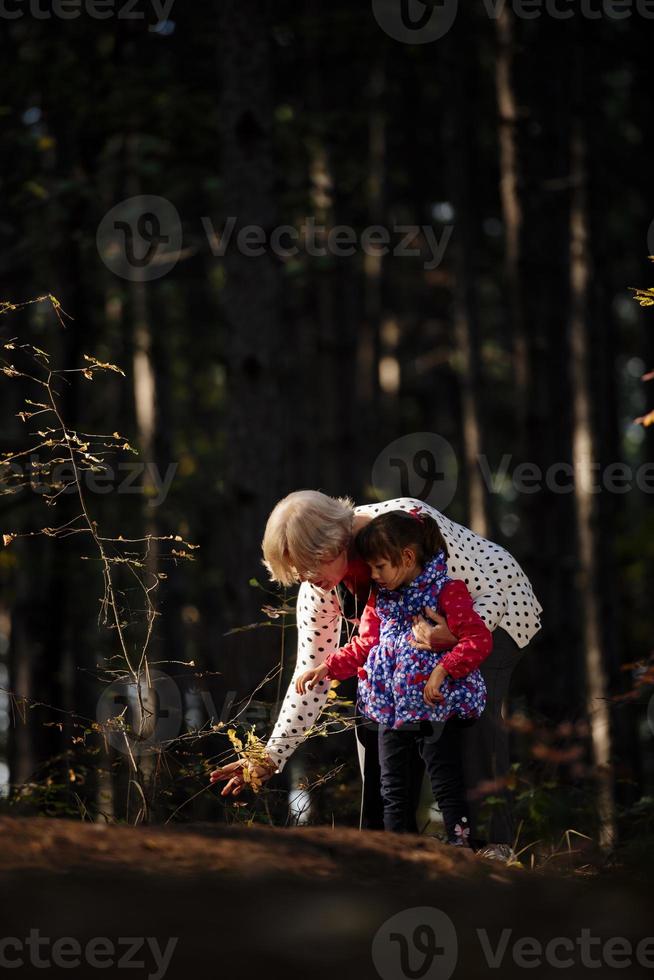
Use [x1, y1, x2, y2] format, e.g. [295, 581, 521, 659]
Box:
[368, 548, 420, 590]
[300, 549, 349, 591]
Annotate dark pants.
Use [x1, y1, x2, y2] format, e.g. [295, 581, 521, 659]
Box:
[462, 629, 523, 846]
[356, 629, 524, 845]
[378, 720, 472, 840]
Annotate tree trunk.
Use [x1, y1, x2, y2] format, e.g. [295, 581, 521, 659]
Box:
[217, 0, 283, 677]
[495, 5, 528, 452]
[568, 81, 615, 849]
[360, 54, 386, 448]
[442, 23, 488, 536]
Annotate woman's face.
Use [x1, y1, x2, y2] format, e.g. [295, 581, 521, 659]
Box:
[300, 549, 349, 591]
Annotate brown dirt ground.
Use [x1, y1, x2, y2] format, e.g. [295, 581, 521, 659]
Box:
[0, 817, 651, 979]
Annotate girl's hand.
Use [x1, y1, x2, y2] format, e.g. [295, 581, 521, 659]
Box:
[410, 607, 457, 651]
[424, 666, 447, 706]
[209, 757, 277, 797]
[295, 663, 329, 694]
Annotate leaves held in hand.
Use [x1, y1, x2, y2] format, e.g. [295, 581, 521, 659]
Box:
[224, 726, 273, 794]
[226, 728, 243, 753]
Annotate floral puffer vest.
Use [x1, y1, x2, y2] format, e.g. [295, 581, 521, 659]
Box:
[356, 552, 487, 728]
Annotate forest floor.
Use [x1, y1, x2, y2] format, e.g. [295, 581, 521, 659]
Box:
[0, 816, 653, 979]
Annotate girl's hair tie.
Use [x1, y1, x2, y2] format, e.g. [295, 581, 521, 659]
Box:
[408, 506, 426, 523]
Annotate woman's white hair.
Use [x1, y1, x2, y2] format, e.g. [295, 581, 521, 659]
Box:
[261, 490, 355, 586]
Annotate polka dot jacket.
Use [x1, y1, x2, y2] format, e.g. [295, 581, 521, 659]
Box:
[266, 497, 542, 770]
[325, 552, 490, 729]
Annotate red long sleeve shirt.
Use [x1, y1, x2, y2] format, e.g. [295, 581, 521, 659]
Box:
[324, 578, 493, 681]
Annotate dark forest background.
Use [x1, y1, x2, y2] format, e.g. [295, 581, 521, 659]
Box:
[0, 0, 653, 848]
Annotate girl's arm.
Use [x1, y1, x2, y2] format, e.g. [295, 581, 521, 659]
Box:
[437, 579, 493, 678]
[323, 593, 380, 679]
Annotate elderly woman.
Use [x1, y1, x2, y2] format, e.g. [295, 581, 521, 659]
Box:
[211, 491, 542, 859]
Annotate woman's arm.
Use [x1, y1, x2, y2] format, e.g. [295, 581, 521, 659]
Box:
[442, 545, 507, 634]
[264, 580, 343, 772]
[437, 579, 493, 678]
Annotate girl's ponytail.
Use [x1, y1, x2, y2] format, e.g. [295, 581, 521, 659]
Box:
[419, 513, 449, 562]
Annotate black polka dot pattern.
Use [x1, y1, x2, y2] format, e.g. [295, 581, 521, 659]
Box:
[266, 497, 542, 770]
[265, 581, 342, 768]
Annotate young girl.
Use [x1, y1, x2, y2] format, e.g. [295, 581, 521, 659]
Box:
[296, 507, 493, 845]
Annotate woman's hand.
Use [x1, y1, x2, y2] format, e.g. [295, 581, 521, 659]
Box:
[209, 756, 277, 797]
[424, 665, 447, 706]
[410, 607, 457, 651]
[295, 663, 330, 694]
